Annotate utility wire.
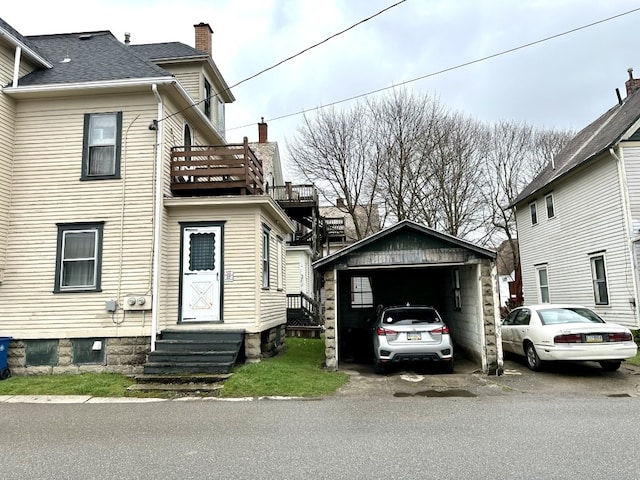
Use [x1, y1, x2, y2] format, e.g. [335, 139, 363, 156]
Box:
[160, 0, 407, 124]
[228, 6, 640, 130]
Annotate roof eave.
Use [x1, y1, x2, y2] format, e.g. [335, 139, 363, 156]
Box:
[0, 26, 52, 68]
[2, 76, 175, 96]
[151, 55, 235, 103]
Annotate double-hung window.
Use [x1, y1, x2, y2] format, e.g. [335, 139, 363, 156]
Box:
[203, 78, 212, 120]
[545, 193, 555, 219]
[82, 112, 122, 179]
[55, 222, 104, 292]
[590, 254, 609, 305]
[529, 202, 538, 225]
[536, 265, 549, 303]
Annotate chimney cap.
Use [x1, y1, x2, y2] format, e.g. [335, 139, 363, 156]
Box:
[194, 22, 213, 33]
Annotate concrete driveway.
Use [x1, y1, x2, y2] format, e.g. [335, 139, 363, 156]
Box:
[334, 355, 640, 398]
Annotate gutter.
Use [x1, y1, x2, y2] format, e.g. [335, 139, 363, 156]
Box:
[150, 84, 164, 352]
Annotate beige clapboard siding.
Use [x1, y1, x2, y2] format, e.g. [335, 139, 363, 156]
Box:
[259, 213, 288, 327]
[163, 205, 261, 329]
[0, 46, 16, 273]
[0, 92, 162, 337]
[171, 67, 201, 108]
[518, 155, 637, 326]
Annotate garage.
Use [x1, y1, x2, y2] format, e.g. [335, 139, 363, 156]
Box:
[314, 220, 501, 374]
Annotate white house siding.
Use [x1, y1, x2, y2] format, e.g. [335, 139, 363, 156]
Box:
[0, 92, 160, 339]
[445, 263, 484, 365]
[0, 43, 17, 282]
[517, 154, 638, 327]
[285, 247, 313, 296]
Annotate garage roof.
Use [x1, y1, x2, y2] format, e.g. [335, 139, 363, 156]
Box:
[313, 220, 496, 271]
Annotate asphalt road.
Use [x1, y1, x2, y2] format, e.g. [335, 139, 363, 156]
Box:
[2, 386, 639, 479]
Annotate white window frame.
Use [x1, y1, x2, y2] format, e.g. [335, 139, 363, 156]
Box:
[545, 193, 555, 219]
[262, 227, 270, 289]
[536, 265, 550, 303]
[276, 237, 283, 291]
[529, 201, 538, 225]
[590, 254, 610, 305]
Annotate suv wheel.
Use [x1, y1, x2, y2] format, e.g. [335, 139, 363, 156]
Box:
[373, 360, 386, 374]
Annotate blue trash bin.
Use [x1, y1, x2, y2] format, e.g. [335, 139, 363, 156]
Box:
[0, 336, 11, 380]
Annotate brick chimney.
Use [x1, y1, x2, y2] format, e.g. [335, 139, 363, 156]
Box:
[258, 118, 268, 143]
[194, 22, 213, 55]
[336, 198, 345, 208]
[625, 68, 640, 97]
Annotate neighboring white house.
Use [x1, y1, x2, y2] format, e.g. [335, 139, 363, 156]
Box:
[511, 70, 640, 329]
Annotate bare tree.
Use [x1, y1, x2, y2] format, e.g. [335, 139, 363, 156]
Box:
[367, 89, 445, 227]
[481, 120, 573, 268]
[287, 106, 379, 240]
[425, 112, 489, 238]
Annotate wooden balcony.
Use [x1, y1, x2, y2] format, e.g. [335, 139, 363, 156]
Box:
[170, 137, 264, 196]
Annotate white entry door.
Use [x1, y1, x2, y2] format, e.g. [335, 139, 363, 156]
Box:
[181, 225, 222, 322]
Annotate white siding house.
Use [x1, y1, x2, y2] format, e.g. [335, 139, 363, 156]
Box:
[512, 71, 640, 329]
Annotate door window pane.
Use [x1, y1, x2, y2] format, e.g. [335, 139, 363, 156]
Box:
[189, 232, 216, 271]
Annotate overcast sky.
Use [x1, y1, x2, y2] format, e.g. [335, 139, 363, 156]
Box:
[3, 1, 640, 179]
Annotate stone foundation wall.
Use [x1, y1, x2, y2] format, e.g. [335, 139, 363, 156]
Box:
[324, 269, 337, 370]
[5, 337, 150, 376]
[481, 259, 500, 375]
[244, 324, 286, 363]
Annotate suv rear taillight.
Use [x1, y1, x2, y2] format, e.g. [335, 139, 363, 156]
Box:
[377, 327, 398, 341]
[432, 325, 449, 334]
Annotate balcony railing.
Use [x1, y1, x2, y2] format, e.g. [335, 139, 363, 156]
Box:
[270, 183, 317, 204]
[323, 217, 346, 240]
[170, 137, 264, 195]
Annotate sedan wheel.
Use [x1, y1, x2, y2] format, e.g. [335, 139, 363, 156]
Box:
[524, 343, 542, 371]
[599, 360, 622, 372]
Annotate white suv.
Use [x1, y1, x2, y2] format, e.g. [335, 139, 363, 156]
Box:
[372, 305, 454, 374]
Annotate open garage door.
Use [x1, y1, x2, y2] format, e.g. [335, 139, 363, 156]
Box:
[336, 265, 480, 368]
[314, 220, 500, 373]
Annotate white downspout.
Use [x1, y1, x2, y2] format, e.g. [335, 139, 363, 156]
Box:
[610, 147, 640, 325]
[151, 84, 164, 351]
[13, 46, 21, 87]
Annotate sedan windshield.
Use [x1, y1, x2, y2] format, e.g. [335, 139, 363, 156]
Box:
[538, 307, 604, 325]
[382, 309, 440, 325]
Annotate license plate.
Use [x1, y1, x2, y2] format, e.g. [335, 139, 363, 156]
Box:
[406, 333, 421, 341]
[585, 334, 603, 343]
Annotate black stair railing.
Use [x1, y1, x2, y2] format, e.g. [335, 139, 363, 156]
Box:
[286, 292, 322, 327]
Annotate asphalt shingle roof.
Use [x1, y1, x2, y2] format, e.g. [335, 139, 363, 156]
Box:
[0, 17, 49, 64]
[130, 42, 208, 60]
[17, 31, 172, 86]
[512, 88, 640, 206]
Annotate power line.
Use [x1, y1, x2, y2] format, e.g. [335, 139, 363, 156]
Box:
[228, 6, 640, 131]
[161, 0, 407, 124]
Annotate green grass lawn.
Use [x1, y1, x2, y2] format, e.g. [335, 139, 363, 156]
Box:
[626, 349, 640, 367]
[0, 337, 348, 399]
